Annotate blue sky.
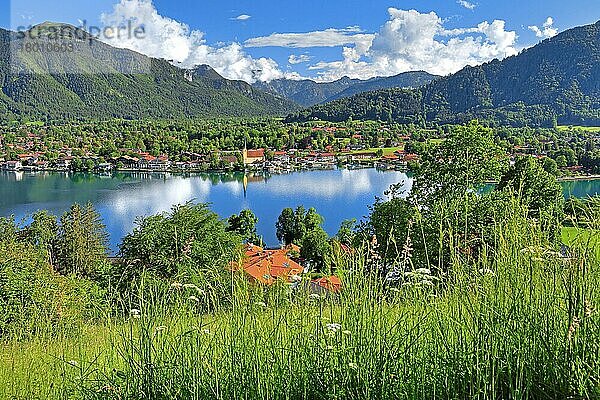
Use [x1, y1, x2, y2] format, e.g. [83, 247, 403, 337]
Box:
[3, 0, 600, 82]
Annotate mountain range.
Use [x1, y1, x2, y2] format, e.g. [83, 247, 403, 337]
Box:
[253, 71, 438, 107]
[289, 20, 600, 127]
[1, 20, 600, 127]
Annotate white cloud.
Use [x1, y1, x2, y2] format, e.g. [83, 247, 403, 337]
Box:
[99, 0, 288, 83]
[288, 54, 312, 64]
[309, 8, 518, 81]
[234, 14, 251, 21]
[98, 2, 524, 84]
[457, 0, 477, 10]
[245, 28, 375, 50]
[528, 17, 558, 39]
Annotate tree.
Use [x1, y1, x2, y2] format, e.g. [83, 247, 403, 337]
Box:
[120, 202, 241, 279]
[412, 122, 505, 205]
[497, 156, 565, 241]
[336, 219, 356, 246]
[26, 211, 59, 264]
[293, 206, 308, 243]
[276, 206, 325, 245]
[301, 227, 332, 271]
[542, 157, 559, 177]
[276, 208, 296, 245]
[367, 197, 417, 264]
[556, 155, 568, 169]
[227, 209, 260, 244]
[304, 208, 324, 232]
[55, 203, 109, 277]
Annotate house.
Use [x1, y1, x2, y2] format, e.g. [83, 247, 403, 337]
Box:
[311, 276, 343, 294]
[243, 148, 265, 166]
[318, 153, 336, 163]
[273, 151, 290, 163]
[18, 153, 38, 165]
[231, 244, 304, 285]
[3, 161, 22, 171]
[403, 153, 419, 163]
[350, 152, 378, 161]
[56, 157, 73, 170]
[34, 161, 49, 170]
[221, 154, 239, 167]
[95, 163, 113, 172]
[116, 155, 139, 168]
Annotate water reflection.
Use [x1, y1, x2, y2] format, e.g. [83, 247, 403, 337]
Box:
[1, 170, 596, 253]
[0, 169, 410, 251]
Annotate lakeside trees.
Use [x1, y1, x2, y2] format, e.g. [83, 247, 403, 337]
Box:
[119, 203, 241, 281]
[358, 122, 566, 274]
[227, 209, 260, 245]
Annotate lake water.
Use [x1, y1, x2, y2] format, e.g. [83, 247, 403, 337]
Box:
[0, 169, 412, 252]
[0, 169, 598, 253]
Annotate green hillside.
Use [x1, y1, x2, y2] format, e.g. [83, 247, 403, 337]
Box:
[0, 23, 298, 122]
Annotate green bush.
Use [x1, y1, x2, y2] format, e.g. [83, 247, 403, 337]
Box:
[0, 241, 105, 339]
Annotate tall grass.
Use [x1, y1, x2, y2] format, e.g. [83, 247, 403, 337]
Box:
[1, 204, 600, 399]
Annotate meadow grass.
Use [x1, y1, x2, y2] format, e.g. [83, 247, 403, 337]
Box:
[1, 211, 600, 399]
[557, 125, 600, 133]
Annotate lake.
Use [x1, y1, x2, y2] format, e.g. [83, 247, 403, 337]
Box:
[0, 169, 598, 253]
[0, 169, 412, 252]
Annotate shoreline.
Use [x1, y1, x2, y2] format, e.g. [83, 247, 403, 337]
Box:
[2, 168, 599, 182]
[558, 175, 600, 182]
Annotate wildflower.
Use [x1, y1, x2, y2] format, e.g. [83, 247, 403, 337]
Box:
[255, 301, 267, 308]
[567, 316, 581, 340]
[326, 323, 342, 333]
[342, 330, 352, 336]
[389, 288, 401, 293]
[414, 268, 432, 275]
[202, 329, 210, 334]
[326, 345, 334, 351]
[478, 268, 495, 276]
[67, 360, 79, 367]
[309, 293, 323, 300]
[155, 326, 167, 332]
[188, 296, 200, 303]
[348, 362, 358, 370]
[290, 274, 302, 282]
[585, 300, 596, 318]
[184, 284, 205, 295]
[170, 282, 183, 290]
[130, 309, 141, 319]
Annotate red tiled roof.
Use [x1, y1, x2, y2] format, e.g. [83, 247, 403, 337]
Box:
[246, 149, 265, 158]
[233, 244, 304, 285]
[312, 276, 342, 293]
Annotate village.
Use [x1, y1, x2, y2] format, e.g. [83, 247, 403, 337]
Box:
[0, 128, 419, 173]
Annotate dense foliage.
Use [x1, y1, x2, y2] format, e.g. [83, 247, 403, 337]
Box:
[119, 202, 241, 280]
[358, 123, 565, 273]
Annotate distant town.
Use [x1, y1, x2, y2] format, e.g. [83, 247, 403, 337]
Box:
[1, 121, 599, 177]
